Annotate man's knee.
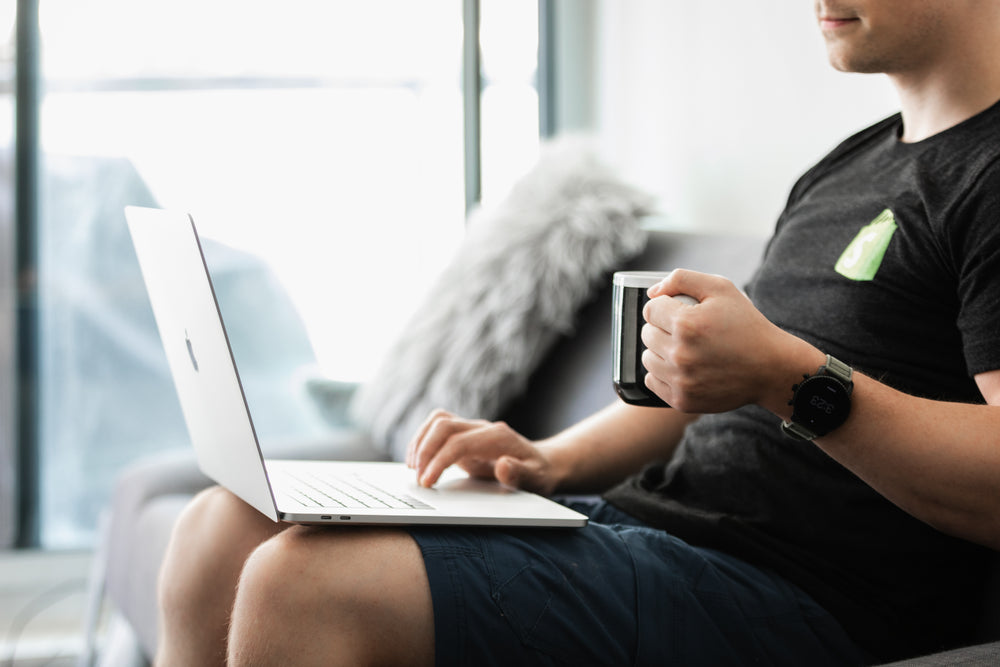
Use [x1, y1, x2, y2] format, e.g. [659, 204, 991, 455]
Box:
[160, 487, 230, 596]
[228, 528, 435, 666]
[231, 527, 396, 623]
[168, 485, 249, 549]
[159, 485, 279, 614]
[230, 528, 313, 620]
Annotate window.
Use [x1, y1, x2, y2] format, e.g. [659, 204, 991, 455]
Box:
[5, 0, 543, 549]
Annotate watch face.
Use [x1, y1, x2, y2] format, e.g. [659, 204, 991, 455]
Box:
[793, 375, 851, 435]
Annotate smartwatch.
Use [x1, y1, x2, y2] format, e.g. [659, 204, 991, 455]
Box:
[780, 355, 853, 441]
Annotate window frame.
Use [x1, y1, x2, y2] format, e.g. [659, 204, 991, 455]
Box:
[13, 0, 41, 549]
[6, 0, 559, 549]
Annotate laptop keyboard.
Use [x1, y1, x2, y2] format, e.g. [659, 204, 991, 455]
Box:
[277, 469, 434, 510]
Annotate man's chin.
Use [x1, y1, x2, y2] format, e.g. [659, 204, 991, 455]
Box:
[824, 48, 884, 75]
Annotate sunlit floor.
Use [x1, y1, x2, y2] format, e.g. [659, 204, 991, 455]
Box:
[0, 550, 104, 667]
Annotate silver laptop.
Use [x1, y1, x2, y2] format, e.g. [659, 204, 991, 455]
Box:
[125, 206, 587, 528]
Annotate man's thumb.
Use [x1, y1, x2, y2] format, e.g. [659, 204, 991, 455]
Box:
[495, 456, 527, 489]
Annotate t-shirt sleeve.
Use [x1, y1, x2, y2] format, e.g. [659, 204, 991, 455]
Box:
[952, 158, 1000, 376]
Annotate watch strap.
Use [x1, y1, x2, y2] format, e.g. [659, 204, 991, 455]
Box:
[823, 354, 853, 387]
[780, 419, 816, 441]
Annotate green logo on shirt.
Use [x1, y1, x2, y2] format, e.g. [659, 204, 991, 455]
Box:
[835, 209, 898, 281]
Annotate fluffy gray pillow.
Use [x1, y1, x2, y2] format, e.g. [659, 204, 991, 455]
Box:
[351, 137, 653, 460]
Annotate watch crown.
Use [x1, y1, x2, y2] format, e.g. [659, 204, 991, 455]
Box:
[788, 375, 808, 405]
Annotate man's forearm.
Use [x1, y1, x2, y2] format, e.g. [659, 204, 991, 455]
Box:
[804, 374, 1000, 551]
[757, 342, 1000, 551]
[540, 401, 699, 495]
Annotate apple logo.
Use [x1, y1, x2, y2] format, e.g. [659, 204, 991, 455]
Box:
[185, 330, 199, 372]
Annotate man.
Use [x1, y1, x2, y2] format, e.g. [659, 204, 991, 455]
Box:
[156, 1, 1000, 664]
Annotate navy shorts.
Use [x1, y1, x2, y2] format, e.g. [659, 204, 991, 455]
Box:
[406, 500, 868, 666]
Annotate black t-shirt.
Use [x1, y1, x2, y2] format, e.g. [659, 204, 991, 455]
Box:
[604, 100, 1000, 662]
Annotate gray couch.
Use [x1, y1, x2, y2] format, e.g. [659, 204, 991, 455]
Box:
[91, 229, 1000, 666]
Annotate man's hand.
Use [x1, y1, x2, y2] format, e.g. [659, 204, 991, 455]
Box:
[406, 409, 560, 494]
[640, 269, 822, 416]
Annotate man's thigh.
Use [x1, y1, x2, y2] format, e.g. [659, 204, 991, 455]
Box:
[406, 502, 867, 666]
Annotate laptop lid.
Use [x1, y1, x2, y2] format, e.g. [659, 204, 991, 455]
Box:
[126, 206, 280, 520]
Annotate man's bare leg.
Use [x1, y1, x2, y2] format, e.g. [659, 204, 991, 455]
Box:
[227, 526, 435, 667]
[156, 486, 286, 667]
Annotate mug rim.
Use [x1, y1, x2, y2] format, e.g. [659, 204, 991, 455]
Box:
[613, 271, 669, 288]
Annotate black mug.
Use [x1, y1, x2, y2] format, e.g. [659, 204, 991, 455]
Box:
[612, 272, 698, 407]
[612, 271, 671, 407]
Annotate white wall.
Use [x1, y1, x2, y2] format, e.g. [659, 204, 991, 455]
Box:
[590, 1, 899, 235]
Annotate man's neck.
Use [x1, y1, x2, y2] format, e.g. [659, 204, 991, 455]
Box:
[890, 38, 1000, 143]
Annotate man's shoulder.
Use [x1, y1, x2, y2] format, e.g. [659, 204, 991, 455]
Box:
[832, 112, 902, 157]
[923, 98, 1000, 184]
[784, 113, 901, 205]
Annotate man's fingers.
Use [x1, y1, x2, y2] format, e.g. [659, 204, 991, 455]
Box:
[644, 364, 674, 406]
[406, 409, 454, 467]
[417, 421, 498, 487]
[417, 422, 534, 489]
[647, 268, 723, 301]
[412, 414, 484, 473]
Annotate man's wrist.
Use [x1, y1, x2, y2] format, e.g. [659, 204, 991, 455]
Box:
[759, 338, 827, 421]
[536, 439, 575, 494]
